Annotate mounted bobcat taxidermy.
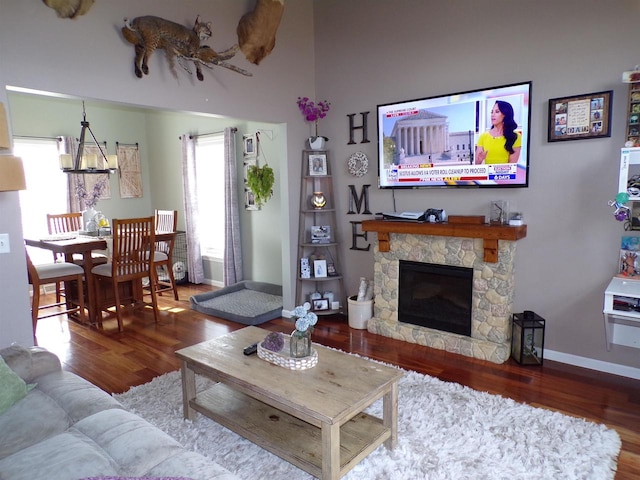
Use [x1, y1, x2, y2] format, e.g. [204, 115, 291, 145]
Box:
[237, 0, 285, 65]
[122, 15, 251, 81]
[42, 0, 94, 19]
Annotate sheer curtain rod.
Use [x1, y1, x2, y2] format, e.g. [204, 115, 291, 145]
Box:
[179, 127, 237, 140]
[13, 135, 59, 141]
[116, 142, 139, 148]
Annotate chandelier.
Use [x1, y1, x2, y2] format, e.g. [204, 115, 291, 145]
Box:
[59, 102, 117, 174]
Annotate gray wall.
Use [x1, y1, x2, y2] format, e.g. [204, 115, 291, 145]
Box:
[313, 0, 640, 374]
[1, 0, 639, 376]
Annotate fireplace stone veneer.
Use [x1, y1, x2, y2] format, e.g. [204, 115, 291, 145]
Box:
[361, 220, 527, 363]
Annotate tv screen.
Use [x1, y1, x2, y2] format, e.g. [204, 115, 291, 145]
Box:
[377, 81, 531, 188]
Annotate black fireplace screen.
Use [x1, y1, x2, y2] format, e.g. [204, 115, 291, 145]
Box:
[398, 260, 473, 336]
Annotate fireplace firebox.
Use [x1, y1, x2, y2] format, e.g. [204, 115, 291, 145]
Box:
[398, 260, 473, 336]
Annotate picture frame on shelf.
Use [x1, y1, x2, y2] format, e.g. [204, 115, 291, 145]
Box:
[300, 257, 311, 279]
[243, 133, 256, 157]
[312, 298, 330, 311]
[326, 262, 337, 276]
[310, 225, 331, 243]
[309, 153, 328, 176]
[547, 90, 612, 142]
[314, 259, 327, 278]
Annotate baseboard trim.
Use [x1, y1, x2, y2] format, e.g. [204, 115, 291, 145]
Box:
[545, 349, 640, 380]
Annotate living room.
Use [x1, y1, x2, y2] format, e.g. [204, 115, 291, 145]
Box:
[2, 2, 640, 478]
[1, 0, 639, 385]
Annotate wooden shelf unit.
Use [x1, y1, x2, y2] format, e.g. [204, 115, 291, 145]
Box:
[296, 150, 345, 314]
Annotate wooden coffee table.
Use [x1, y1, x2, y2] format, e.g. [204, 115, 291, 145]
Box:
[175, 326, 403, 480]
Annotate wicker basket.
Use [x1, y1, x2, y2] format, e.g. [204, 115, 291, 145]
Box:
[257, 337, 318, 370]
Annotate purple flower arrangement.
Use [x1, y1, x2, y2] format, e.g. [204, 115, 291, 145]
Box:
[296, 97, 331, 137]
[75, 177, 107, 208]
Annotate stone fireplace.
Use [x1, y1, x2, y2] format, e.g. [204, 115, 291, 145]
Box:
[361, 218, 527, 363]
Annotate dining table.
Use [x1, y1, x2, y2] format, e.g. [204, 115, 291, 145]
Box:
[25, 231, 177, 325]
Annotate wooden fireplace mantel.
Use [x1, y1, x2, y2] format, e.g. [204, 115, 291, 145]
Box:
[361, 219, 527, 263]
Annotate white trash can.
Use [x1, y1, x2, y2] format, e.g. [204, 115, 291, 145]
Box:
[347, 295, 374, 329]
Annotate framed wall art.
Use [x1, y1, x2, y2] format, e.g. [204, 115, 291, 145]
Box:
[308, 153, 327, 176]
[243, 133, 256, 157]
[548, 90, 612, 142]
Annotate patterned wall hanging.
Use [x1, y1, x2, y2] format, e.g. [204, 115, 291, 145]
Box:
[83, 143, 111, 199]
[116, 142, 143, 198]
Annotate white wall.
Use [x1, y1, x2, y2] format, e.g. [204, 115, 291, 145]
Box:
[313, 0, 640, 370]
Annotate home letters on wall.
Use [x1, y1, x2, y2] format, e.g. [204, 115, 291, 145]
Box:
[347, 112, 371, 144]
[347, 184, 371, 251]
[121, 15, 251, 81]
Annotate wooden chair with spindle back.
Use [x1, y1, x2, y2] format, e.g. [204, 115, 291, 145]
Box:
[91, 216, 159, 331]
[25, 248, 86, 338]
[151, 209, 179, 301]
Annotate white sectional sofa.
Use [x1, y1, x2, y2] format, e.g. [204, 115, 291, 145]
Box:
[0, 344, 240, 480]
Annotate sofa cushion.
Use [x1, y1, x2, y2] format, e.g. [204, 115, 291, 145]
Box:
[0, 370, 123, 460]
[0, 356, 31, 415]
[0, 408, 239, 480]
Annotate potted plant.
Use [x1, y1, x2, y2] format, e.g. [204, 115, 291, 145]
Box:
[246, 162, 274, 208]
[297, 96, 331, 150]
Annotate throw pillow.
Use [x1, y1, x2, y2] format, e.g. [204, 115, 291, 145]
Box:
[0, 355, 30, 414]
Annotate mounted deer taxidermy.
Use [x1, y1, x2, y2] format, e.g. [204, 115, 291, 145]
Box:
[42, 0, 94, 19]
[121, 15, 251, 80]
[237, 0, 285, 65]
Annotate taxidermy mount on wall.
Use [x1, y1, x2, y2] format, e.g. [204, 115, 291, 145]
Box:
[237, 0, 285, 65]
[42, 0, 94, 19]
[121, 15, 251, 80]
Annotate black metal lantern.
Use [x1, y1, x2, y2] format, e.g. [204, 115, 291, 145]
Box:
[511, 311, 545, 365]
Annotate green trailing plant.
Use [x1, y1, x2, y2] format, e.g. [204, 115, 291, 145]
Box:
[246, 163, 275, 208]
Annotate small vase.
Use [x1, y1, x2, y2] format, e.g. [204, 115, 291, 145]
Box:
[311, 191, 327, 209]
[82, 207, 97, 231]
[290, 329, 312, 358]
[308, 136, 327, 150]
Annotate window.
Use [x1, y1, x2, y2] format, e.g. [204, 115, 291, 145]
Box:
[14, 138, 68, 264]
[195, 135, 225, 259]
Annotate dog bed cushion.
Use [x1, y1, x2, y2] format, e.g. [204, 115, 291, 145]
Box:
[190, 281, 283, 325]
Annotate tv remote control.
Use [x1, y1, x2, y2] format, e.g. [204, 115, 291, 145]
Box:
[243, 342, 258, 355]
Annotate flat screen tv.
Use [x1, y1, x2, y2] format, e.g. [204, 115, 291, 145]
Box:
[377, 81, 531, 188]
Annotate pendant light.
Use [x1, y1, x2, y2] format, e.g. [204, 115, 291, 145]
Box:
[59, 102, 117, 174]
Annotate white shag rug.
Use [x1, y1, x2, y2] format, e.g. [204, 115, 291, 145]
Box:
[114, 366, 621, 480]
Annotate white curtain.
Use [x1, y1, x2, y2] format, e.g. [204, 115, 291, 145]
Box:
[223, 127, 243, 285]
[181, 134, 205, 284]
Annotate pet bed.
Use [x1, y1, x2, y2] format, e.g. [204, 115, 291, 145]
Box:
[190, 280, 283, 325]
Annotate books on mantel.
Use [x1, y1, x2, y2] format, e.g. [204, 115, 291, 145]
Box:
[617, 236, 640, 279]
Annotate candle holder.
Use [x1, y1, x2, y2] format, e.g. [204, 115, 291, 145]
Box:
[311, 191, 327, 209]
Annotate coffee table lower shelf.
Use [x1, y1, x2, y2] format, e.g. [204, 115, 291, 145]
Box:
[190, 383, 390, 479]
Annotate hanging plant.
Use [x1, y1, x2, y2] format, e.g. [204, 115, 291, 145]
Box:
[247, 162, 274, 208]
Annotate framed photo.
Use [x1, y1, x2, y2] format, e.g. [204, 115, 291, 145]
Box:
[314, 259, 327, 278]
[312, 298, 330, 311]
[309, 153, 327, 176]
[547, 90, 612, 142]
[243, 157, 256, 184]
[245, 188, 259, 211]
[310, 225, 331, 243]
[243, 133, 256, 157]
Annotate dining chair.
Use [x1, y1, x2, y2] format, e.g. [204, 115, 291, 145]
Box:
[25, 248, 86, 336]
[46, 212, 107, 302]
[151, 209, 179, 301]
[91, 216, 159, 331]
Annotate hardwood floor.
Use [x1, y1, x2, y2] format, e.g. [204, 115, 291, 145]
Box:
[33, 283, 640, 479]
